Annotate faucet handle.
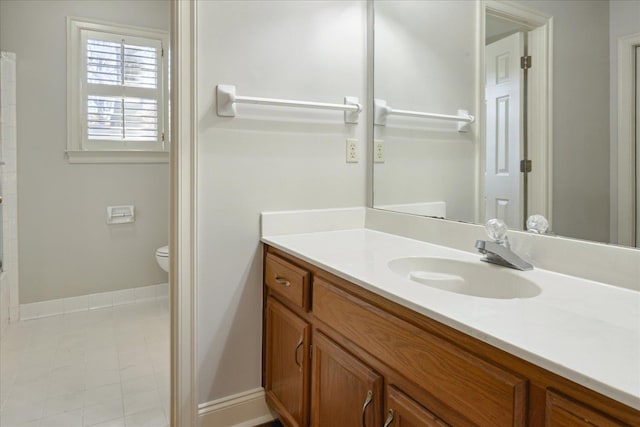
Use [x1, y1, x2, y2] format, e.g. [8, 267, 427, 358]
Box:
[526, 214, 550, 234]
[485, 218, 509, 245]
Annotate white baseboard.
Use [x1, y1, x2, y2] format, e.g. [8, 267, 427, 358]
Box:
[198, 387, 276, 427]
[20, 283, 169, 320]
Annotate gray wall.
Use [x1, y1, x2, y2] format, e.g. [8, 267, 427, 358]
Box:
[196, 0, 366, 405]
[0, 0, 170, 304]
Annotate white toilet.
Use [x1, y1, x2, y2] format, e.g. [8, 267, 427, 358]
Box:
[155, 245, 169, 272]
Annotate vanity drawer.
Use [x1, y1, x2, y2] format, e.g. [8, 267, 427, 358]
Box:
[545, 390, 628, 426]
[265, 253, 310, 311]
[312, 277, 528, 426]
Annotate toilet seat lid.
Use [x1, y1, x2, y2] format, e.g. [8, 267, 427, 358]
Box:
[156, 245, 169, 257]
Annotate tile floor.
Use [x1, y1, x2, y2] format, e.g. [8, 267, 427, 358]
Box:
[0, 298, 169, 427]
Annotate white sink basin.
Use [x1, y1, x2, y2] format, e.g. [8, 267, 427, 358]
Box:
[387, 257, 541, 299]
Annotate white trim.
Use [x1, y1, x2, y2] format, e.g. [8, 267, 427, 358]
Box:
[616, 32, 640, 247]
[478, 1, 553, 228]
[170, 0, 198, 426]
[66, 16, 170, 162]
[526, 23, 553, 223]
[19, 283, 168, 320]
[198, 388, 275, 427]
[66, 150, 169, 163]
[0, 51, 20, 333]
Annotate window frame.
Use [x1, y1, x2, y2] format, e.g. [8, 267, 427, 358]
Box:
[67, 17, 169, 163]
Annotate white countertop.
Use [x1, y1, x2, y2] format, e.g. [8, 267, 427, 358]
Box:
[262, 228, 640, 410]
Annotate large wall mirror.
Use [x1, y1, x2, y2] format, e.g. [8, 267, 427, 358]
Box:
[371, 0, 640, 248]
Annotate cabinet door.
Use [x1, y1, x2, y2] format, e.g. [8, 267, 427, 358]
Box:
[383, 386, 449, 427]
[265, 298, 310, 427]
[546, 390, 627, 427]
[311, 332, 382, 427]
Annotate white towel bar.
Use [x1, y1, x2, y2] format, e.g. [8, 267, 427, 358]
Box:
[374, 99, 474, 132]
[216, 85, 361, 124]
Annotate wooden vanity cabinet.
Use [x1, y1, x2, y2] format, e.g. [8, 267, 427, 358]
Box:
[262, 246, 640, 427]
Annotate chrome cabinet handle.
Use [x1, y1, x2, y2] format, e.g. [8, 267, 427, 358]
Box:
[274, 276, 291, 287]
[361, 390, 373, 427]
[294, 336, 303, 371]
[383, 409, 394, 427]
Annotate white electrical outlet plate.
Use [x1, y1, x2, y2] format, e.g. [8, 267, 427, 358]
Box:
[374, 139, 384, 163]
[346, 139, 359, 163]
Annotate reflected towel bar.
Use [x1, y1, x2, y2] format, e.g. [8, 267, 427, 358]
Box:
[374, 98, 474, 132]
[216, 84, 361, 124]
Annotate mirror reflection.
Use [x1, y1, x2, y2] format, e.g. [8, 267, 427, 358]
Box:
[372, 0, 640, 248]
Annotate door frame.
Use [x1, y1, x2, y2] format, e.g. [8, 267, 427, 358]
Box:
[170, 0, 198, 426]
[477, 1, 553, 227]
[616, 32, 640, 247]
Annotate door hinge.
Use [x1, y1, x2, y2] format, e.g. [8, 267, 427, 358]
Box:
[161, 131, 165, 142]
[520, 159, 532, 173]
[161, 45, 164, 57]
[521, 55, 532, 69]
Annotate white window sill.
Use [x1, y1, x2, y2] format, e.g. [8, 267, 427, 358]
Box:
[66, 150, 169, 164]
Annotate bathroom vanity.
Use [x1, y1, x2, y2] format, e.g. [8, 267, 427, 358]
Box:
[261, 224, 639, 427]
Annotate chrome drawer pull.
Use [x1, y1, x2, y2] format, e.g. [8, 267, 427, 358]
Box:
[274, 276, 291, 287]
[361, 390, 373, 427]
[294, 336, 303, 371]
[383, 409, 395, 427]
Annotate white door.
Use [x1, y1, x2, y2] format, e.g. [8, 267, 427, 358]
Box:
[485, 32, 524, 229]
[636, 47, 639, 246]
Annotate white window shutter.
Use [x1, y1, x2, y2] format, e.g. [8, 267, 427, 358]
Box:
[123, 42, 158, 89]
[84, 31, 163, 146]
[87, 39, 123, 86]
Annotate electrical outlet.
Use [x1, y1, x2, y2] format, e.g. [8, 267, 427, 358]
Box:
[374, 139, 384, 163]
[346, 138, 359, 163]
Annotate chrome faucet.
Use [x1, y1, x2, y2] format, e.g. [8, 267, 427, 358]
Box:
[475, 219, 533, 271]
